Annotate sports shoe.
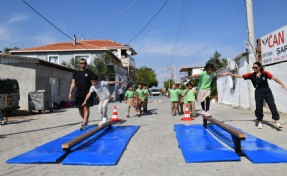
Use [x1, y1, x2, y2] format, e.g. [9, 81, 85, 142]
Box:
[126, 114, 130, 118]
[257, 121, 263, 129]
[98, 117, 107, 126]
[205, 111, 212, 117]
[275, 122, 283, 129]
[201, 110, 206, 115]
[80, 124, 86, 130]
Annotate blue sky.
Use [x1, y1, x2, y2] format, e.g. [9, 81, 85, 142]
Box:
[1, 0, 287, 86]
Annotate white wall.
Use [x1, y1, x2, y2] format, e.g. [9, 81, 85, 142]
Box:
[217, 55, 287, 113]
[264, 62, 287, 113]
[217, 56, 250, 108]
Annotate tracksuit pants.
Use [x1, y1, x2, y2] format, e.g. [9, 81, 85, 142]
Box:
[255, 87, 279, 121]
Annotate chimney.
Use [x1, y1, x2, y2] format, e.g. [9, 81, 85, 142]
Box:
[73, 34, 77, 45]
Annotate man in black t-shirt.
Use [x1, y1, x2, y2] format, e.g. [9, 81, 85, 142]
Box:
[68, 58, 95, 130]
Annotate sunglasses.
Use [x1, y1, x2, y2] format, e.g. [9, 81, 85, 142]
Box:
[79, 62, 87, 65]
[252, 67, 258, 69]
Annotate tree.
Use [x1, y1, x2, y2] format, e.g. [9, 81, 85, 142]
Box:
[62, 57, 80, 69]
[206, 51, 227, 96]
[61, 52, 111, 80]
[163, 79, 173, 90]
[206, 51, 227, 70]
[135, 66, 158, 88]
[4, 47, 19, 54]
[90, 53, 110, 80]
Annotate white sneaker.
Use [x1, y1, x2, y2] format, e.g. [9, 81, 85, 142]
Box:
[275, 122, 283, 129]
[257, 121, 263, 129]
[201, 110, 206, 115]
[205, 111, 212, 117]
[98, 117, 107, 126]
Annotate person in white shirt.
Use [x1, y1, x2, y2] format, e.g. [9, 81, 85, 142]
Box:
[82, 75, 123, 126]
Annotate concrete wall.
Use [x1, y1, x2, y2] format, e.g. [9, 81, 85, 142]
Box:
[217, 56, 250, 108]
[217, 54, 287, 113]
[35, 64, 73, 104]
[0, 64, 36, 109]
[264, 62, 287, 113]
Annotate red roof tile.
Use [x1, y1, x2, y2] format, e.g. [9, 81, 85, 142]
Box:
[13, 40, 125, 52]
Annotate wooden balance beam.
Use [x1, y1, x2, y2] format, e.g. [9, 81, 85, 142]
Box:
[202, 115, 246, 154]
[62, 120, 115, 152]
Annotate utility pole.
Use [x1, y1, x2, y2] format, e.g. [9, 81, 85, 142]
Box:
[245, 0, 257, 110]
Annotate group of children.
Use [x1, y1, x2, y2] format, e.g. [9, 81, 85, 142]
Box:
[168, 82, 197, 117]
[123, 83, 149, 118]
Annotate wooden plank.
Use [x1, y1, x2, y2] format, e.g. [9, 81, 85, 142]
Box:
[62, 120, 114, 150]
[202, 115, 246, 139]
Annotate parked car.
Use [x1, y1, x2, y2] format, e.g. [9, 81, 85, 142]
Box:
[150, 89, 161, 96]
[0, 79, 20, 114]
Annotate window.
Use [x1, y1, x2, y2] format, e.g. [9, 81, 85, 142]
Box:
[74, 54, 90, 64]
[48, 55, 59, 64]
[50, 78, 60, 96]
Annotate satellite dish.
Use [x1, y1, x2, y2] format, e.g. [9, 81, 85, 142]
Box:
[126, 49, 132, 55]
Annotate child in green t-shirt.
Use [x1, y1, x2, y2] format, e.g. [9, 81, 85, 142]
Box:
[168, 83, 180, 116]
[124, 84, 136, 118]
[177, 83, 185, 115]
[184, 82, 197, 117]
[186, 63, 225, 116]
[143, 85, 149, 112]
[135, 83, 145, 117]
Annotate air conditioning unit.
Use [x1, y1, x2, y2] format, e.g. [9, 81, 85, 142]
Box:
[227, 60, 238, 72]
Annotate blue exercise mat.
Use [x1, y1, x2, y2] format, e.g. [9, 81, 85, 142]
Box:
[62, 125, 140, 166]
[6, 125, 102, 164]
[174, 124, 240, 163]
[207, 124, 287, 163]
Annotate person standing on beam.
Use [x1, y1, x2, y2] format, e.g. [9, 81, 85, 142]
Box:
[81, 75, 123, 127]
[186, 63, 226, 117]
[226, 61, 286, 129]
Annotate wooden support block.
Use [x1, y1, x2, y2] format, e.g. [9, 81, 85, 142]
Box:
[62, 120, 114, 151]
[202, 115, 246, 154]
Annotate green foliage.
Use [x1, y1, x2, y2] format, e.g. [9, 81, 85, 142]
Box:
[163, 79, 173, 90]
[91, 53, 110, 80]
[62, 53, 111, 80]
[4, 47, 19, 54]
[135, 66, 158, 88]
[206, 51, 227, 69]
[206, 51, 227, 96]
[61, 57, 80, 69]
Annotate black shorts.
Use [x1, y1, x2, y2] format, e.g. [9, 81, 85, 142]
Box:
[75, 97, 93, 108]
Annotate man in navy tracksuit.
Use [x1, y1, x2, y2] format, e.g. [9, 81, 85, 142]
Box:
[227, 62, 286, 129]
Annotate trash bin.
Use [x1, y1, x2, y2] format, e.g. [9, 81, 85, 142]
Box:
[28, 90, 53, 114]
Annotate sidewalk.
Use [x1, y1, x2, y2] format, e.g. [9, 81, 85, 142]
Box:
[1, 96, 287, 176]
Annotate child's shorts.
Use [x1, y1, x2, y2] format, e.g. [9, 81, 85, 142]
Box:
[127, 98, 135, 107]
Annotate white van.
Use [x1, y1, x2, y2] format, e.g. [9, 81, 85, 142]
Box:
[0, 79, 20, 114]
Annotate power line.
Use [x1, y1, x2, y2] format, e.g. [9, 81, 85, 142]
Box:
[88, 0, 137, 38]
[168, 0, 193, 66]
[22, 0, 74, 41]
[127, 0, 168, 44]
